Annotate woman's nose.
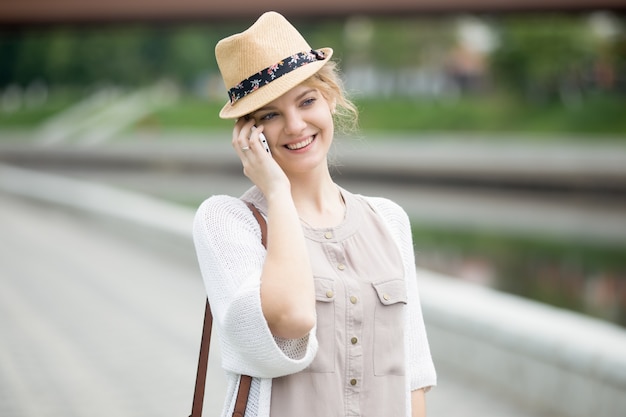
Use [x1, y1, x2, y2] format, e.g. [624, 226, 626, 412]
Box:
[283, 110, 307, 135]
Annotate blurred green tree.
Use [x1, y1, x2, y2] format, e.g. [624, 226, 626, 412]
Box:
[490, 15, 597, 103]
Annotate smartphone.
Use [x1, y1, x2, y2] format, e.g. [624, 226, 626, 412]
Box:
[252, 125, 271, 155]
[259, 132, 271, 154]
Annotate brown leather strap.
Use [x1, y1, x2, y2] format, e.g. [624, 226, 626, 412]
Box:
[245, 202, 267, 248]
[189, 299, 213, 417]
[232, 375, 253, 417]
[189, 201, 267, 417]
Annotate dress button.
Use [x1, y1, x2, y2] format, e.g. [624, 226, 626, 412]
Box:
[383, 293, 390, 301]
[324, 231, 333, 239]
[326, 290, 334, 298]
[351, 337, 358, 344]
[350, 379, 357, 386]
[337, 263, 346, 271]
[350, 296, 358, 304]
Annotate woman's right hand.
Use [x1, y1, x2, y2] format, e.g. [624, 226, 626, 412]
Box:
[233, 119, 316, 340]
[232, 118, 290, 197]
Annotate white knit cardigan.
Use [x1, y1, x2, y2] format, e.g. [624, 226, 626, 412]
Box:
[192, 189, 437, 417]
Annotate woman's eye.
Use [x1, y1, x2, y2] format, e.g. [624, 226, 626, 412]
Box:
[260, 112, 277, 121]
[302, 98, 316, 107]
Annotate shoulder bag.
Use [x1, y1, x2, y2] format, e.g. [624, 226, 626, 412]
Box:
[189, 202, 267, 417]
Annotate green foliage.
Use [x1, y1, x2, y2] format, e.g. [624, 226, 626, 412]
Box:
[411, 224, 626, 325]
[2, 14, 622, 94]
[0, 88, 78, 127]
[296, 19, 347, 62]
[0, 24, 235, 87]
[1, 14, 624, 135]
[372, 18, 456, 68]
[138, 97, 231, 130]
[2, 91, 625, 137]
[356, 94, 626, 135]
[145, 93, 626, 135]
[490, 14, 605, 101]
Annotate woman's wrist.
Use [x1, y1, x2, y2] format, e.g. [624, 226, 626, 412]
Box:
[263, 181, 293, 206]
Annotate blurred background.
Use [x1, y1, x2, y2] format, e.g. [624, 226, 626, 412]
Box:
[2, 1, 624, 326]
[1, 1, 626, 416]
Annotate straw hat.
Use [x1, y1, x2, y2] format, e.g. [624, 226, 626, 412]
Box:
[215, 11, 333, 119]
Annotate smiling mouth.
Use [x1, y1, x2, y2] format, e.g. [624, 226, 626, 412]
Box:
[285, 135, 315, 150]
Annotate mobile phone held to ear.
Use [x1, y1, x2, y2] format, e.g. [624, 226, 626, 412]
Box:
[259, 132, 271, 154]
[252, 126, 271, 155]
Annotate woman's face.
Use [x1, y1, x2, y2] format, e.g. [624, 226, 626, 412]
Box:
[250, 83, 335, 177]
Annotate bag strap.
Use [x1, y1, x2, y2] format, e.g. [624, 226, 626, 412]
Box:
[189, 299, 213, 417]
[189, 201, 267, 417]
[246, 202, 267, 248]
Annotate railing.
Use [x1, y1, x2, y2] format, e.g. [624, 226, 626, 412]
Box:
[420, 269, 626, 417]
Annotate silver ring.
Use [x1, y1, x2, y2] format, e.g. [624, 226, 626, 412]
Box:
[241, 146, 250, 151]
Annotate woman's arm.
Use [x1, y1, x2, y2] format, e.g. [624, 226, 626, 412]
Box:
[193, 196, 318, 377]
[260, 187, 316, 339]
[411, 389, 426, 417]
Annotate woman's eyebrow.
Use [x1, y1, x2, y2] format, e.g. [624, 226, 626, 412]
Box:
[296, 88, 317, 100]
[254, 89, 318, 114]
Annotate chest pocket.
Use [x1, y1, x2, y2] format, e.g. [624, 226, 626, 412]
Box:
[372, 278, 407, 376]
[306, 276, 336, 373]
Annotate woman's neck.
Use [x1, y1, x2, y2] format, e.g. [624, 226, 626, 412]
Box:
[289, 169, 345, 229]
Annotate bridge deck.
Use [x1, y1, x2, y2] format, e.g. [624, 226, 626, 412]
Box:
[0, 192, 542, 417]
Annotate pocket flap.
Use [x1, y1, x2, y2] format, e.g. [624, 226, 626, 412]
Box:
[372, 279, 407, 305]
[314, 277, 335, 302]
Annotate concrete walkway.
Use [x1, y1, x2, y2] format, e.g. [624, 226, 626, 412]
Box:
[0, 192, 223, 417]
[1, 188, 544, 417]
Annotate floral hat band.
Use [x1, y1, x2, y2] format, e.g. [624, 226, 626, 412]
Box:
[228, 49, 327, 105]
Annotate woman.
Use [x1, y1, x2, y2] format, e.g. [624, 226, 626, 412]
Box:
[193, 11, 436, 417]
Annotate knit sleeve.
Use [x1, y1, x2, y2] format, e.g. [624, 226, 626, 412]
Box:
[365, 197, 437, 391]
[192, 195, 318, 379]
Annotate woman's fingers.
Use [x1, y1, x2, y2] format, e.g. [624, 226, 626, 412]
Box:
[249, 125, 266, 152]
[234, 120, 268, 158]
[233, 118, 255, 156]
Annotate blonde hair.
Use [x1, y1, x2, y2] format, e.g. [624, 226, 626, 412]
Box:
[303, 61, 359, 135]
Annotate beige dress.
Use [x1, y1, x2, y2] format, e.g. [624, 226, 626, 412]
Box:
[265, 188, 408, 417]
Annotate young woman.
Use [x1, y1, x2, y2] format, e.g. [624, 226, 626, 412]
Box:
[193, 11, 436, 417]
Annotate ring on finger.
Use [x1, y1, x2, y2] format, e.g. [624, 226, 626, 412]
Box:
[241, 146, 250, 151]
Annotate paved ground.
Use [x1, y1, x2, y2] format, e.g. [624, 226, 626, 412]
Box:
[0, 192, 222, 417]
[1, 191, 546, 417]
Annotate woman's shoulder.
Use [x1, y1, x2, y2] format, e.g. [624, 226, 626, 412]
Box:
[193, 187, 267, 237]
[349, 193, 411, 241]
[359, 194, 409, 222]
[195, 187, 262, 219]
[195, 194, 246, 218]
[193, 194, 254, 235]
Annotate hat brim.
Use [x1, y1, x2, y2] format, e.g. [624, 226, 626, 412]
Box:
[219, 47, 333, 120]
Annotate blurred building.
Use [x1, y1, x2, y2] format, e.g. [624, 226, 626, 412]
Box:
[1, 0, 625, 25]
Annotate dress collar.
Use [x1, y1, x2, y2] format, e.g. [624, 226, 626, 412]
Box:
[240, 185, 362, 243]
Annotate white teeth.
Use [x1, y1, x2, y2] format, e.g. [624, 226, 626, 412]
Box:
[286, 136, 314, 150]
